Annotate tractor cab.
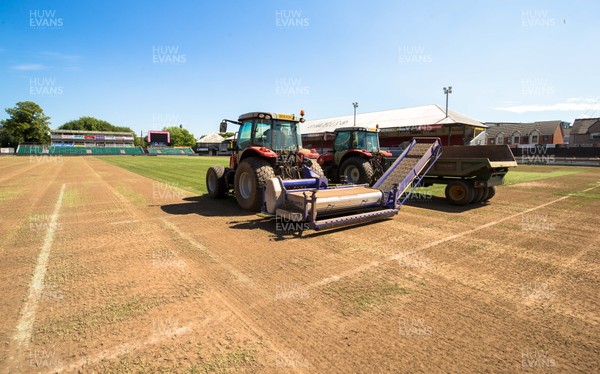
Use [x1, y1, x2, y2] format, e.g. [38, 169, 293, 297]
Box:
[318, 127, 392, 185]
[234, 112, 304, 152]
[208, 110, 322, 211]
[333, 127, 386, 165]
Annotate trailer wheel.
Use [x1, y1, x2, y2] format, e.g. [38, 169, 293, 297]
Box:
[339, 157, 373, 184]
[483, 186, 496, 201]
[206, 166, 228, 198]
[445, 181, 475, 206]
[472, 188, 486, 204]
[234, 157, 275, 211]
[479, 187, 490, 202]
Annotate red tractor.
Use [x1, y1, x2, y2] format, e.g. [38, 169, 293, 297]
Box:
[317, 127, 392, 185]
[206, 111, 322, 211]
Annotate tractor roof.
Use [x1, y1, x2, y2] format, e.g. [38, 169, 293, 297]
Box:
[238, 112, 300, 122]
[334, 127, 378, 133]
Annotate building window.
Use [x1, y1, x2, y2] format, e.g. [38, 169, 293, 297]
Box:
[543, 135, 549, 142]
[513, 136, 520, 144]
[496, 135, 504, 145]
[531, 135, 539, 143]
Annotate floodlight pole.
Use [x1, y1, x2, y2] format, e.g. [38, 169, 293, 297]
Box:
[352, 102, 358, 126]
[443, 86, 453, 145]
[443, 86, 452, 118]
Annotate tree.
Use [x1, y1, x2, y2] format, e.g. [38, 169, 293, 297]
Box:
[59, 116, 134, 133]
[0, 101, 51, 147]
[134, 136, 144, 147]
[220, 132, 235, 138]
[163, 125, 196, 147]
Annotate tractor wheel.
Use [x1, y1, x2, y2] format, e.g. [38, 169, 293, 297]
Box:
[206, 166, 228, 198]
[339, 157, 373, 184]
[472, 187, 486, 204]
[483, 186, 496, 201]
[234, 157, 275, 211]
[445, 181, 475, 206]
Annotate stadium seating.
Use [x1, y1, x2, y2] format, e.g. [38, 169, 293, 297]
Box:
[47, 146, 144, 155]
[147, 147, 195, 155]
[16, 145, 45, 155]
[16, 144, 198, 156]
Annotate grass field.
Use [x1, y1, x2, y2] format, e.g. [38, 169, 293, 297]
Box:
[100, 156, 229, 194]
[99, 156, 593, 197]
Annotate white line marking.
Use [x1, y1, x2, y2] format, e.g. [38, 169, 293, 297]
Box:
[54, 323, 193, 373]
[306, 184, 600, 290]
[13, 183, 66, 345]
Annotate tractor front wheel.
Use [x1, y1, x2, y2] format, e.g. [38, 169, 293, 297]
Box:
[206, 166, 228, 198]
[339, 157, 373, 184]
[234, 157, 275, 211]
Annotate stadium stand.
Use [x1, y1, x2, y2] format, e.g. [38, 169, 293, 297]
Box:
[16, 144, 45, 155]
[147, 147, 195, 155]
[16, 144, 144, 155]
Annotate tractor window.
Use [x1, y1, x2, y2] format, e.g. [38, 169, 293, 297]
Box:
[273, 121, 300, 151]
[365, 132, 380, 153]
[334, 132, 351, 152]
[354, 131, 379, 152]
[238, 121, 253, 149]
[254, 120, 270, 146]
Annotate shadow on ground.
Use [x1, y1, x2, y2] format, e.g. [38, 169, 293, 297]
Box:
[160, 195, 256, 217]
[403, 196, 491, 213]
[160, 194, 490, 240]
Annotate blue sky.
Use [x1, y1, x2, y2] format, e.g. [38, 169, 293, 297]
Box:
[1, 0, 599, 137]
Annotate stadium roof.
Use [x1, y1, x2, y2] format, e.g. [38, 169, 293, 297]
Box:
[300, 104, 485, 135]
[197, 132, 224, 143]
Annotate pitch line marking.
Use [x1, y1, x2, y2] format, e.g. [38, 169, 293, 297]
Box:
[306, 184, 599, 290]
[12, 183, 66, 346]
[54, 323, 193, 373]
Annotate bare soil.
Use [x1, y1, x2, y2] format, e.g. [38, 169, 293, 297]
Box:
[0, 156, 599, 373]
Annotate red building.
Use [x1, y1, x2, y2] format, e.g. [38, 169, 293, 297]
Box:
[484, 121, 567, 147]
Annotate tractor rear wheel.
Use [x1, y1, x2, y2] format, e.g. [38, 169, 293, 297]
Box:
[339, 157, 373, 184]
[206, 166, 228, 198]
[445, 180, 475, 206]
[234, 157, 275, 211]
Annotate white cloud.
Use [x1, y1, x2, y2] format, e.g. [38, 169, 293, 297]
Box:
[495, 98, 600, 113]
[40, 51, 81, 61]
[12, 64, 47, 71]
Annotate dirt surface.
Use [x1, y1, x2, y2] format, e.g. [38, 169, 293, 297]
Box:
[0, 156, 599, 373]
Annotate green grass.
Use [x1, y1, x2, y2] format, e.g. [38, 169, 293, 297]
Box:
[503, 169, 582, 185]
[556, 191, 600, 199]
[413, 166, 585, 197]
[98, 157, 587, 199]
[99, 156, 229, 195]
